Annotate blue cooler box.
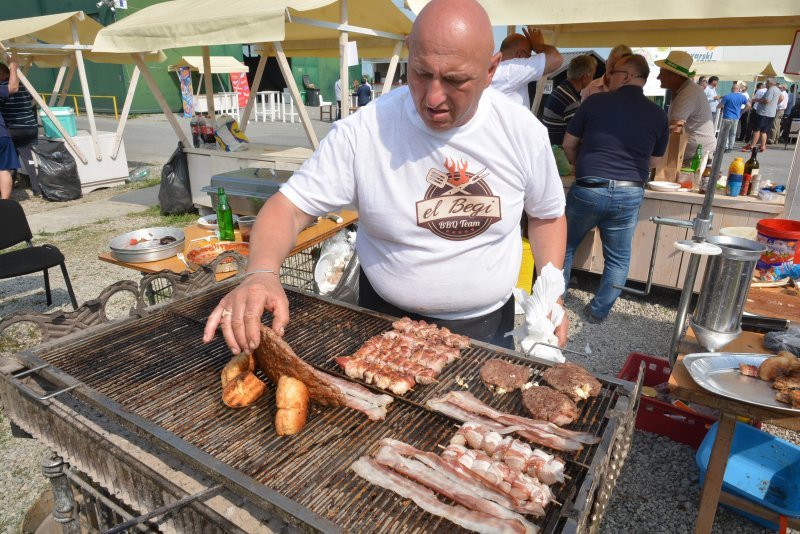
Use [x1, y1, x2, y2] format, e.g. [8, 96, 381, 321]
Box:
[39, 107, 77, 138]
[696, 422, 800, 531]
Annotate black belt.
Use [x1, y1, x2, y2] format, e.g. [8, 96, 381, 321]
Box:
[575, 178, 644, 188]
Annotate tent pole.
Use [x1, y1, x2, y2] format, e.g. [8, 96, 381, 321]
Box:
[240, 50, 267, 132]
[531, 26, 560, 116]
[132, 53, 192, 148]
[71, 18, 101, 161]
[57, 66, 75, 106]
[112, 65, 139, 160]
[49, 56, 70, 107]
[273, 41, 319, 149]
[381, 40, 403, 95]
[339, 0, 350, 119]
[202, 47, 217, 129]
[507, 25, 515, 36]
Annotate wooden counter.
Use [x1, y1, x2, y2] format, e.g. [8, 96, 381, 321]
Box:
[563, 176, 785, 290]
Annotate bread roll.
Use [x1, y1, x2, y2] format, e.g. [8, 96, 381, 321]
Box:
[759, 352, 798, 382]
[222, 371, 267, 408]
[221, 352, 255, 388]
[275, 376, 309, 435]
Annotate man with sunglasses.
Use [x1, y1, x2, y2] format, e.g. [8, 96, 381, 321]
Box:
[560, 55, 668, 324]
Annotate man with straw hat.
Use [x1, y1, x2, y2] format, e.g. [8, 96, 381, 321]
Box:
[656, 50, 716, 163]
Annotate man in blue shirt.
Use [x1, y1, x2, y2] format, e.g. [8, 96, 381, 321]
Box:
[718, 84, 750, 152]
[0, 60, 20, 199]
[355, 77, 372, 107]
[561, 54, 669, 323]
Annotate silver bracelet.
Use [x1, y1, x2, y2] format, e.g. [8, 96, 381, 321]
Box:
[244, 269, 279, 278]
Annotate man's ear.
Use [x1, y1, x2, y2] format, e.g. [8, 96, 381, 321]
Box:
[487, 52, 502, 85]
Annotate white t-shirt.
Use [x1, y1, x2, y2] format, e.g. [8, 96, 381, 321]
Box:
[752, 88, 766, 112]
[669, 79, 717, 158]
[490, 54, 547, 109]
[704, 85, 718, 114]
[334, 79, 342, 101]
[779, 90, 789, 111]
[281, 86, 565, 320]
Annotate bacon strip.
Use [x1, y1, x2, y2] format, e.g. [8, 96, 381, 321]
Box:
[320, 371, 393, 421]
[351, 457, 527, 534]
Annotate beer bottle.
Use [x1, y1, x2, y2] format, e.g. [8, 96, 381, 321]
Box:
[699, 159, 712, 194]
[745, 147, 761, 197]
[216, 187, 235, 241]
[690, 144, 703, 173]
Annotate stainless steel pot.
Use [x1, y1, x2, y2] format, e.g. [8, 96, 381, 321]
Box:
[109, 227, 185, 263]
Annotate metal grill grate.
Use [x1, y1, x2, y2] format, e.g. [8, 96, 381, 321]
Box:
[26, 284, 632, 533]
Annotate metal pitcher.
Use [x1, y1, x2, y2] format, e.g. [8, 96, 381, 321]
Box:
[690, 236, 767, 351]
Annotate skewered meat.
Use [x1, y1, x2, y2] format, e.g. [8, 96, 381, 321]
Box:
[373, 445, 540, 533]
[351, 457, 530, 534]
[392, 317, 471, 349]
[335, 357, 415, 395]
[757, 352, 799, 381]
[349, 350, 438, 384]
[480, 359, 531, 394]
[451, 422, 566, 485]
[254, 326, 393, 420]
[521, 386, 578, 426]
[542, 363, 601, 402]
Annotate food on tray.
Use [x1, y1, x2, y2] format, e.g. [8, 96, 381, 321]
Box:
[775, 389, 800, 408]
[126, 235, 177, 248]
[254, 326, 393, 421]
[222, 371, 267, 408]
[757, 351, 799, 381]
[542, 362, 602, 402]
[427, 390, 599, 451]
[334, 317, 466, 395]
[521, 386, 578, 426]
[187, 242, 250, 266]
[451, 421, 566, 485]
[737, 351, 800, 408]
[480, 358, 531, 394]
[275, 376, 309, 436]
[159, 235, 177, 245]
[220, 352, 255, 388]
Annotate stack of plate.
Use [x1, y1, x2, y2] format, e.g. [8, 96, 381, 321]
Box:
[109, 227, 185, 263]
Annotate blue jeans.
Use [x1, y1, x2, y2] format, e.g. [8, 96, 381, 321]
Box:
[563, 182, 644, 319]
[721, 118, 738, 150]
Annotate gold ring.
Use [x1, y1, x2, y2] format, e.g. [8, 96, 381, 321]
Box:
[221, 309, 232, 318]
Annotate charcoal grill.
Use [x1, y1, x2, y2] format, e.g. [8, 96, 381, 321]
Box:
[1, 281, 641, 533]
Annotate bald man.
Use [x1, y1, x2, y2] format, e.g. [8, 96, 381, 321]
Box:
[204, 0, 567, 352]
[490, 26, 563, 109]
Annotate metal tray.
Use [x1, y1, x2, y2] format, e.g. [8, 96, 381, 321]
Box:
[109, 227, 185, 263]
[683, 353, 800, 413]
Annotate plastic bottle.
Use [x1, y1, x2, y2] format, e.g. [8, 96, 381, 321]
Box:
[190, 116, 201, 148]
[215, 187, 235, 241]
[128, 167, 150, 182]
[726, 157, 745, 196]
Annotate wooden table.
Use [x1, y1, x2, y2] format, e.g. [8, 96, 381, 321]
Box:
[670, 330, 800, 533]
[99, 210, 358, 276]
[745, 285, 800, 324]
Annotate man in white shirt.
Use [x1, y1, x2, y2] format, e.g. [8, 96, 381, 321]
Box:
[334, 78, 342, 120]
[580, 44, 633, 101]
[770, 83, 789, 144]
[704, 76, 720, 122]
[490, 26, 562, 109]
[204, 0, 568, 352]
[745, 78, 782, 152]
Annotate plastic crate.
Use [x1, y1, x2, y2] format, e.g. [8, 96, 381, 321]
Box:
[618, 352, 715, 449]
[39, 107, 77, 138]
[697, 422, 800, 531]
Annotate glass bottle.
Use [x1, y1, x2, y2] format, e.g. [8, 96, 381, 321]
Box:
[745, 147, 761, 197]
[690, 144, 703, 173]
[216, 187, 235, 241]
[699, 159, 712, 194]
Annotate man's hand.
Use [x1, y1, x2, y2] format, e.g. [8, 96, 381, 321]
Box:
[669, 120, 685, 134]
[202, 271, 289, 354]
[522, 26, 545, 52]
[555, 313, 569, 347]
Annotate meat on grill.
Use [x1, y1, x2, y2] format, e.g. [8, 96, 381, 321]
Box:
[392, 317, 471, 349]
[521, 386, 578, 426]
[542, 363, 601, 402]
[480, 359, 531, 394]
[254, 326, 393, 420]
[451, 422, 566, 485]
[335, 357, 416, 395]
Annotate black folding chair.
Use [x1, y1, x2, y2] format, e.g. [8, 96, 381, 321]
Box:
[0, 199, 78, 309]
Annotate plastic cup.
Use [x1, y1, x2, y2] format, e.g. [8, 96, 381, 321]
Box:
[237, 216, 257, 242]
[678, 170, 694, 190]
[727, 174, 743, 196]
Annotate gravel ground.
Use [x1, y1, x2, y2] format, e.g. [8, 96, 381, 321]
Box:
[0, 180, 794, 533]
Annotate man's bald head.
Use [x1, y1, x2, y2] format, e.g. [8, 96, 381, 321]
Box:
[500, 34, 531, 60]
[406, 0, 500, 130]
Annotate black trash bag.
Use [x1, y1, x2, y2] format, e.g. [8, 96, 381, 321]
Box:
[159, 143, 193, 215]
[328, 253, 360, 305]
[31, 139, 81, 202]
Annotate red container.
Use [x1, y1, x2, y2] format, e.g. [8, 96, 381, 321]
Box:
[756, 218, 800, 271]
[618, 352, 715, 449]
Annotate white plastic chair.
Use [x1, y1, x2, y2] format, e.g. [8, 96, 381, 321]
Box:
[282, 89, 298, 123]
[786, 118, 800, 149]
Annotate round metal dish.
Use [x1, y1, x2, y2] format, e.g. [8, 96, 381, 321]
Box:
[109, 227, 185, 263]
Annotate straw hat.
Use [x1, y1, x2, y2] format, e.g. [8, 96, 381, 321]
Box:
[655, 51, 695, 78]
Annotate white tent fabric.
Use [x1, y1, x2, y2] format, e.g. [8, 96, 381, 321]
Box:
[169, 56, 249, 73]
[693, 61, 778, 81]
[407, 0, 800, 47]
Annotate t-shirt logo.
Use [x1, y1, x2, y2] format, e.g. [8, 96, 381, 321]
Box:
[416, 157, 502, 241]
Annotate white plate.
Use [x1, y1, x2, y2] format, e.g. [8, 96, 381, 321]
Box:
[683, 353, 800, 413]
[198, 214, 239, 230]
[648, 181, 681, 192]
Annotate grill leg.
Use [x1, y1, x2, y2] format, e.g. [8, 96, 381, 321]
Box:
[42, 451, 81, 534]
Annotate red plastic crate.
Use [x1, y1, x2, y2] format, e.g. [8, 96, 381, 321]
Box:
[618, 352, 716, 449]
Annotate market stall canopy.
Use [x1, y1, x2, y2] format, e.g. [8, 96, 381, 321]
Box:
[406, 0, 800, 47]
[93, 0, 412, 58]
[168, 56, 248, 73]
[0, 11, 165, 64]
[693, 61, 778, 81]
